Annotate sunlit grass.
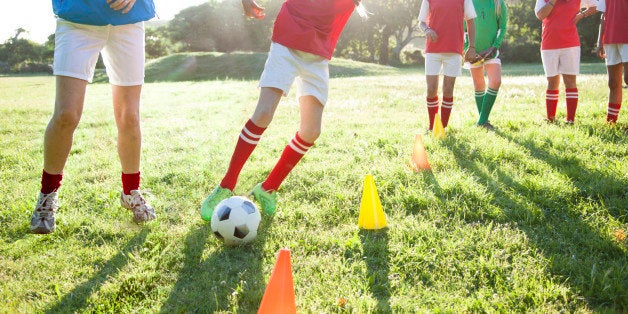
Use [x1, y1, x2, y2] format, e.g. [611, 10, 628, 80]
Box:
[0, 61, 626, 312]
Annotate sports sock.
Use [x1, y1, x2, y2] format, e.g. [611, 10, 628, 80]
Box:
[545, 90, 559, 121]
[607, 103, 621, 123]
[478, 88, 498, 125]
[565, 88, 578, 122]
[122, 172, 140, 195]
[474, 90, 485, 115]
[440, 96, 454, 128]
[41, 170, 62, 194]
[262, 132, 313, 192]
[426, 96, 439, 130]
[220, 119, 266, 191]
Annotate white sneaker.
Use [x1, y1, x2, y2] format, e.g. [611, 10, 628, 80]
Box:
[30, 192, 59, 234]
[120, 190, 156, 223]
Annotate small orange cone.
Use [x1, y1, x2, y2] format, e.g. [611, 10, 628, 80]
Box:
[258, 249, 296, 314]
[433, 113, 446, 139]
[410, 134, 431, 171]
[358, 174, 387, 230]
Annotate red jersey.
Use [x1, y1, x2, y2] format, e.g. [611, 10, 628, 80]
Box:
[271, 0, 356, 60]
[423, 0, 471, 55]
[535, 0, 595, 50]
[599, 0, 628, 44]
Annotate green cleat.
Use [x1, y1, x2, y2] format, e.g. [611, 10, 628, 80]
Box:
[251, 183, 278, 215]
[200, 186, 233, 222]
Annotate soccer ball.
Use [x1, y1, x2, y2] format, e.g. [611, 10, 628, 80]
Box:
[211, 196, 262, 246]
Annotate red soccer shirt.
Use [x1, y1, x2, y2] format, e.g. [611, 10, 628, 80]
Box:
[535, 0, 595, 50]
[598, 0, 628, 44]
[271, 0, 356, 60]
[422, 0, 475, 55]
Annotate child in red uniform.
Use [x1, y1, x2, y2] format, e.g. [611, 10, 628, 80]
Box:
[418, 0, 478, 132]
[200, 0, 366, 220]
[535, 0, 596, 124]
[596, 0, 627, 123]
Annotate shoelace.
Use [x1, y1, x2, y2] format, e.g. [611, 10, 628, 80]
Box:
[38, 194, 59, 213]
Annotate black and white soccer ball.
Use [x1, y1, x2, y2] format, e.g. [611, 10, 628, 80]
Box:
[211, 196, 262, 246]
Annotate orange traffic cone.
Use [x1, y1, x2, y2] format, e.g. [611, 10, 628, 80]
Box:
[258, 249, 296, 314]
[410, 134, 431, 172]
[358, 174, 387, 230]
[433, 113, 446, 139]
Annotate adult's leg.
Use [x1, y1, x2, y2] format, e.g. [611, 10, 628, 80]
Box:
[44, 76, 88, 174]
[606, 63, 623, 122]
[425, 75, 440, 130]
[562, 74, 578, 122]
[545, 75, 561, 121]
[112, 84, 142, 174]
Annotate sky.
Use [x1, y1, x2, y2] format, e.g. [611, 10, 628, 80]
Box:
[0, 0, 209, 43]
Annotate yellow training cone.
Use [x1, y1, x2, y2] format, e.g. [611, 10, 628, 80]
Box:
[358, 174, 387, 230]
[433, 113, 446, 139]
[410, 134, 431, 172]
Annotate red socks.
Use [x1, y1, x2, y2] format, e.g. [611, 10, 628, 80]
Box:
[565, 88, 578, 122]
[426, 96, 439, 130]
[41, 170, 62, 194]
[607, 103, 621, 123]
[220, 119, 266, 191]
[262, 132, 313, 192]
[122, 172, 140, 195]
[546, 90, 559, 121]
[441, 96, 453, 128]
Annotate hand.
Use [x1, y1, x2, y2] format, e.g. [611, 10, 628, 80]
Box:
[597, 46, 606, 59]
[464, 47, 479, 63]
[573, 12, 584, 24]
[426, 29, 438, 42]
[107, 0, 136, 14]
[479, 47, 496, 59]
[242, 0, 265, 19]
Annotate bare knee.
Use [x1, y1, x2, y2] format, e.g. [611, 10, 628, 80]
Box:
[116, 111, 141, 131]
[298, 129, 320, 144]
[51, 107, 81, 131]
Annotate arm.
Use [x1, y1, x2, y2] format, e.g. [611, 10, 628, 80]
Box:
[418, 0, 438, 42]
[536, 0, 556, 20]
[596, 13, 606, 59]
[574, 6, 597, 24]
[464, 18, 478, 62]
[242, 0, 265, 19]
[493, 0, 508, 49]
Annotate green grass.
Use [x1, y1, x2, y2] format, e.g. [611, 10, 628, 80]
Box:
[0, 61, 626, 313]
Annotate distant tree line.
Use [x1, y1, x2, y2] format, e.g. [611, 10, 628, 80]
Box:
[0, 0, 603, 73]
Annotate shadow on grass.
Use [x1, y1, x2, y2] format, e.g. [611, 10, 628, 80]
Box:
[44, 228, 149, 313]
[160, 216, 274, 312]
[446, 135, 627, 310]
[359, 228, 391, 312]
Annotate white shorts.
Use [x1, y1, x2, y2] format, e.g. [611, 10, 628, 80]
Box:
[425, 53, 462, 77]
[604, 44, 628, 66]
[541, 46, 580, 77]
[53, 18, 145, 86]
[259, 42, 329, 105]
[464, 57, 502, 69]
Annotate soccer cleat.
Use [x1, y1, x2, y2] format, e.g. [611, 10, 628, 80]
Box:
[251, 183, 278, 215]
[564, 120, 574, 126]
[477, 121, 495, 130]
[120, 190, 156, 223]
[30, 192, 59, 234]
[200, 186, 233, 222]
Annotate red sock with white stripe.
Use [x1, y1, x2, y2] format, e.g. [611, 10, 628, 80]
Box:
[441, 96, 453, 128]
[546, 90, 559, 121]
[426, 96, 439, 130]
[220, 119, 266, 191]
[262, 132, 313, 192]
[565, 88, 578, 122]
[607, 103, 621, 123]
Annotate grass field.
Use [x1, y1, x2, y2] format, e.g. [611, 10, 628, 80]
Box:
[0, 59, 627, 312]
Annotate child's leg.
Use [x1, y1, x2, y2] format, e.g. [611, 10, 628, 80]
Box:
[220, 87, 282, 191]
[562, 74, 578, 123]
[441, 75, 456, 128]
[607, 63, 624, 122]
[426, 75, 439, 130]
[478, 63, 502, 125]
[545, 75, 561, 122]
[262, 96, 321, 191]
[470, 66, 486, 115]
